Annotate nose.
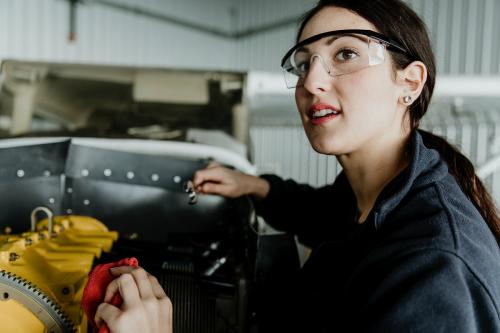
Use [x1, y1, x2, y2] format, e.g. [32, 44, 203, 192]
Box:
[302, 54, 333, 94]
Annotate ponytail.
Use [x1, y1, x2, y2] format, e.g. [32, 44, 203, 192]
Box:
[419, 130, 500, 245]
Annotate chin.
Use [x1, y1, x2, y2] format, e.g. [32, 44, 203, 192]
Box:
[307, 136, 342, 156]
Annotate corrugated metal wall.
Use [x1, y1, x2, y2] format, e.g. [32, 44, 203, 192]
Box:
[236, 0, 500, 74]
[234, 0, 312, 71]
[0, 0, 237, 69]
[250, 110, 500, 204]
[2, 0, 498, 73]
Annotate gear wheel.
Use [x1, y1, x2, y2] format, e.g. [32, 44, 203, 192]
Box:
[0, 269, 75, 333]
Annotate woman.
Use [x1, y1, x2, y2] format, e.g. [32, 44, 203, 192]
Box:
[96, 0, 500, 331]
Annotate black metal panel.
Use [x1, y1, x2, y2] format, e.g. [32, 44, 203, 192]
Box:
[0, 141, 68, 233]
[0, 140, 69, 181]
[65, 178, 231, 241]
[0, 177, 62, 233]
[0, 139, 233, 240]
[65, 144, 206, 190]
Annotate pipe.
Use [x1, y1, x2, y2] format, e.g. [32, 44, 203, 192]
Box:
[69, 0, 79, 41]
[80, 0, 299, 39]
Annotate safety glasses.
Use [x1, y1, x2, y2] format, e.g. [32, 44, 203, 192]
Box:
[281, 29, 409, 88]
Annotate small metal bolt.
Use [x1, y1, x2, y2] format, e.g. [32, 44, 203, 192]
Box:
[61, 287, 70, 295]
[25, 238, 33, 246]
[17, 170, 25, 178]
[104, 169, 112, 177]
[151, 174, 160, 182]
[183, 181, 198, 205]
[48, 198, 55, 204]
[173, 176, 181, 184]
[43, 170, 51, 177]
[126, 171, 135, 179]
[83, 199, 90, 206]
[81, 169, 89, 177]
[66, 188, 73, 194]
[9, 252, 20, 261]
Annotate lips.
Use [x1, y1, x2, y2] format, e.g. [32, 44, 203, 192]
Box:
[308, 103, 342, 125]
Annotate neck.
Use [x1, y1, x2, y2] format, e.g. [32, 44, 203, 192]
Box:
[338, 129, 412, 223]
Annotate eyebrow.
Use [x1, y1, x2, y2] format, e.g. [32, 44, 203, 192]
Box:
[295, 34, 368, 54]
[295, 36, 339, 54]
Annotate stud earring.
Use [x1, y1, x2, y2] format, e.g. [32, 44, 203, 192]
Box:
[403, 96, 412, 104]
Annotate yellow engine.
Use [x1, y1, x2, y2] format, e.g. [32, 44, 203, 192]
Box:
[0, 207, 118, 333]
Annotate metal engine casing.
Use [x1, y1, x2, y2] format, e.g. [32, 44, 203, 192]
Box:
[0, 213, 118, 333]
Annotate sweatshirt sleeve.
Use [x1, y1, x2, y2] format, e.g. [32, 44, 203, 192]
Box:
[353, 249, 499, 332]
[252, 173, 357, 247]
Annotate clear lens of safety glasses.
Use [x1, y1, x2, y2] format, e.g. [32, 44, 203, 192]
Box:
[282, 32, 391, 89]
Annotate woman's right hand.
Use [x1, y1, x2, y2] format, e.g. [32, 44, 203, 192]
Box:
[94, 266, 173, 333]
[192, 163, 270, 199]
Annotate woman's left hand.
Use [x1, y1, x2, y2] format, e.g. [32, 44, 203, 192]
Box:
[94, 266, 173, 333]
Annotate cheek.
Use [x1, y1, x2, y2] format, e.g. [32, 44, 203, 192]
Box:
[338, 70, 396, 120]
[294, 88, 308, 115]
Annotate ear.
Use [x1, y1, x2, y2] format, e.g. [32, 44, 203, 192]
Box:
[396, 61, 427, 106]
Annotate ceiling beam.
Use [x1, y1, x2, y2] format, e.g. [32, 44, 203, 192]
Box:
[76, 0, 300, 39]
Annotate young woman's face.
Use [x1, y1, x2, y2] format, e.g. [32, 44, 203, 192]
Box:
[295, 7, 404, 156]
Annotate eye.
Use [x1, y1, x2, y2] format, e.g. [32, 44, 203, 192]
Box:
[335, 49, 359, 62]
[294, 61, 310, 75]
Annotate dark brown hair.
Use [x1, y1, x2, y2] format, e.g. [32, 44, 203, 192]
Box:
[297, 0, 500, 244]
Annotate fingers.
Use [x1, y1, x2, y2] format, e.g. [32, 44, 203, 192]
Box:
[192, 167, 224, 189]
[117, 273, 142, 305]
[106, 267, 155, 301]
[197, 182, 227, 195]
[97, 267, 172, 333]
[109, 265, 136, 276]
[95, 302, 120, 328]
[131, 268, 155, 299]
[206, 161, 220, 169]
[192, 165, 246, 197]
[148, 275, 167, 299]
[103, 270, 141, 305]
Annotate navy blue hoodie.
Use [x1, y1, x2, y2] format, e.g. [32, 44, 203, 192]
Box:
[255, 130, 500, 332]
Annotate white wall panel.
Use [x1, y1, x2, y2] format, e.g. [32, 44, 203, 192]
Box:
[1, 0, 498, 73]
[234, 0, 312, 71]
[0, 0, 237, 69]
[234, 0, 500, 74]
[250, 111, 500, 205]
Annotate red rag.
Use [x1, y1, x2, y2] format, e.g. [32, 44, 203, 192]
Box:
[81, 257, 139, 333]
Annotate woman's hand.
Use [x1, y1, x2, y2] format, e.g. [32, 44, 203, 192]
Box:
[94, 266, 173, 333]
[192, 163, 270, 199]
